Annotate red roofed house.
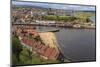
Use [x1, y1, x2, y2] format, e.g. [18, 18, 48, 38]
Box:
[21, 37, 33, 51]
[20, 36, 60, 60]
[48, 48, 59, 60]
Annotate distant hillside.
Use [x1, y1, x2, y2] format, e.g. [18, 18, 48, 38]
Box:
[12, 3, 95, 13]
[12, 3, 47, 9]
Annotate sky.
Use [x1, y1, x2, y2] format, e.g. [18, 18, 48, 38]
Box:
[12, 1, 95, 11]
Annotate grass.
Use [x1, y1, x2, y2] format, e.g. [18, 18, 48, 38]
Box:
[75, 12, 94, 18]
[31, 54, 42, 64]
[19, 47, 32, 64]
[31, 52, 60, 64]
[43, 15, 77, 22]
[19, 46, 59, 65]
[42, 60, 60, 64]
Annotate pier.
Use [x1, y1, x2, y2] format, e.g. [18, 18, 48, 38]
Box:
[37, 29, 60, 33]
[13, 23, 95, 29]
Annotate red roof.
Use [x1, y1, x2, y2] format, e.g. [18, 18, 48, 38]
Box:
[39, 45, 48, 55]
[29, 31, 38, 35]
[49, 48, 59, 59]
[21, 37, 59, 60]
[43, 47, 53, 58]
[21, 37, 33, 47]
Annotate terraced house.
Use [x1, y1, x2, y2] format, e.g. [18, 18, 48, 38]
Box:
[20, 36, 59, 60]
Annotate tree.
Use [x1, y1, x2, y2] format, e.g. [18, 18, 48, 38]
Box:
[12, 36, 23, 63]
[34, 36, 41, 41]
[19, 47, 32, 64]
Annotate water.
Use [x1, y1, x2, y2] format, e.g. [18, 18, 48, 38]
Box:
[55, 28, 96, 62]
[36, 26, 96, 62]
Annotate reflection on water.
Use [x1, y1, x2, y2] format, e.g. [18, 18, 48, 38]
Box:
[36, 26, 96, 62]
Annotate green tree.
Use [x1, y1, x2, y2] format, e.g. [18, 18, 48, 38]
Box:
[19, 47, 32, 64]
[12, 36, 22, 63]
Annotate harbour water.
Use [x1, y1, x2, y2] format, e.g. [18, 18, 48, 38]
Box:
[35, 26, 96, 62]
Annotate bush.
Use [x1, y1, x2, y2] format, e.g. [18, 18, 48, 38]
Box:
[12, 36, 23, 65]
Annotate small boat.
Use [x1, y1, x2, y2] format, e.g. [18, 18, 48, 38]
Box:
[47, 29, 60, 32]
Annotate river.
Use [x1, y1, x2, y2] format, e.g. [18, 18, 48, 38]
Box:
[36, 26, 96, 62]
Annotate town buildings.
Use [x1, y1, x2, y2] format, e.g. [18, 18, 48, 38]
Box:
[12, 25, 60, 60]
[21, 36, 59, 60]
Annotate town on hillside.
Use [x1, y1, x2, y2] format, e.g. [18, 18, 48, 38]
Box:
[11, 1, 96, 66]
